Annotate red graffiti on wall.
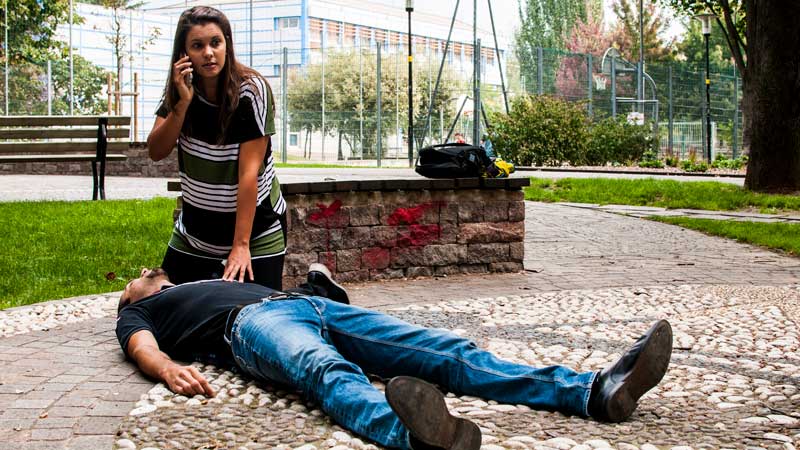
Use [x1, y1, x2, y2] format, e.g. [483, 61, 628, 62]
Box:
[305, 200, 445, 272]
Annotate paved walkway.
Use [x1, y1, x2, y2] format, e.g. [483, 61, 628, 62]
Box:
[1, 202, 799, 449]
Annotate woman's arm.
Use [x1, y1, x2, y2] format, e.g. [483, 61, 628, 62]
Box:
[223, 135, 269, 282]
[127, 330, 215, 396]
[146, 56, 194, 161]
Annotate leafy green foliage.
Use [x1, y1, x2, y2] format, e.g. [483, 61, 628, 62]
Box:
[489, 95, 589, 167]
[525, 177, 800, 212]
[586, 117, 654, 165]
[681, 160, 709, 172]
[653, 217, 800, 256]
[711, 154, 747, 170]
[288, 51, 457, 159]
[610, 0, 676, 62]
[638, 149, 665, 168]
[0, 198, 175, 309]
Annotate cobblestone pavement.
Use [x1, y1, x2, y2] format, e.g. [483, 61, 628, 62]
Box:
[0, 203, 798, 450]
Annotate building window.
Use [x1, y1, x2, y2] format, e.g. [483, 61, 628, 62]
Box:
[279, 17, 300, 29]
[289, 133, 299, 146]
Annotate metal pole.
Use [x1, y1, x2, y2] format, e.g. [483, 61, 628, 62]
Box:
[587, 54, 593, 118]
[638, 0, 644, 113]
[418, 0, 459, 145]
[359, 45, 363, 158]
[705, 32, 712, 163]
[282, 47, 288, 164]
[732, 65, 739, 158]
[3, 0, 7, 115]
[249, 0, 253, 66]
[407, 7, 413, 166]
[427, 42, 432, 149]
[376, 45, 382, 167]
[395, 46, 399, 155]
[69, 0, 74, 115]
[668, 65, 674, 156]
[321, 42, 326, 160]
[47, 60, 52, 115]
[473, 39, 481, 145]
[536, 47, 543, 95]
[700, 70, 707, 162]
[610, 58, 617, 118]
[486, 0, 508, 113]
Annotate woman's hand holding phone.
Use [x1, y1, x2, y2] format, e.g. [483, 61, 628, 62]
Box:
[173, 54, 194, 105]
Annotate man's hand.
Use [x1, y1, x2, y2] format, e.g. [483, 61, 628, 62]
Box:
[127, 330, 216, 397]
[160, 364, 216, 397]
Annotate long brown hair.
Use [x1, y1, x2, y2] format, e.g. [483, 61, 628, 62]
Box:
[164, 6, 270, 142]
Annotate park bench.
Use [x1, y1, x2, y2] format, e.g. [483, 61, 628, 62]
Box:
[0, 116, 131, 200]
[168, 176, 530, 288]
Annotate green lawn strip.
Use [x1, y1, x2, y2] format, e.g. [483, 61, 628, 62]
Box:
[0, 198, 174, 309]
[525, 177, 800, 213]
[275, 162, 404, 169]
[651, 217, 800, 256]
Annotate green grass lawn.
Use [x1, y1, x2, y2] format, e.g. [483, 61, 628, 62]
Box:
[652, 217, 800, 256]
[0, 198, 174, 309]
[525, 178, 800, 213]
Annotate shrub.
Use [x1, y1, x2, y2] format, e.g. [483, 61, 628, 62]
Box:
[681, 160, 709, 172]
[638, 149, 665, 168]
[711, 153, 747, 170]
[665, 156, 680, 167]
[490, 95, 589, 167]
[586, 117, 654, 165]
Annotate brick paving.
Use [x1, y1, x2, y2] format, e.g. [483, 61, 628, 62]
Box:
[0, 202, 798, 449]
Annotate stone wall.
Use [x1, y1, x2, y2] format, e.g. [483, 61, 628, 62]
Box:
[0, 143, 179, 178]
[278, 180, 527, 288]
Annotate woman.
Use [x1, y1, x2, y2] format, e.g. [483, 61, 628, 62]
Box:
[147, 6, 287, 288]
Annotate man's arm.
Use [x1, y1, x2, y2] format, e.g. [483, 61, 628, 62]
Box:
[127, 330, 216, 397]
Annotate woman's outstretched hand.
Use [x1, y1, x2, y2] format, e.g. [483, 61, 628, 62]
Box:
[223, 245, 254, 283]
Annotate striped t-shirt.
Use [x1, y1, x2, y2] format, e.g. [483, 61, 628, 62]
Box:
[156, 76, 286, 260]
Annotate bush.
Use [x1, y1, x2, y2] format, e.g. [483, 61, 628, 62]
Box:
[665, 156, 680, 167]
[711, 154, 747, 170]
[587, 117, 654, 165]
[681, 160, 709, 172]
[490, 95, 589, 167]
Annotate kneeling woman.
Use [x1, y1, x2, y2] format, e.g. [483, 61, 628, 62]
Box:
[147, 6, 287, 288]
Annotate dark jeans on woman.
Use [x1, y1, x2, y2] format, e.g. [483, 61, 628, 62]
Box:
[161, 246, 286, 290]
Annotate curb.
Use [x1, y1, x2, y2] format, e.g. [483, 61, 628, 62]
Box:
[516, 166, 746, 178]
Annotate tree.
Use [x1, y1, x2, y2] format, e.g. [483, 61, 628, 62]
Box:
[83, 0, 161, 113]
[555, 15, 616, 99]
[660, 0, 799, 192]
[515, 0, 599, 87]
[676, 18, 735, 72]
[288, 50, 457, 159]
[1, 0, 107, 114]
[610, 0, 676, 63]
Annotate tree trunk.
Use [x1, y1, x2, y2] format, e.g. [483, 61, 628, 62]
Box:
[743, 1, 800, 192]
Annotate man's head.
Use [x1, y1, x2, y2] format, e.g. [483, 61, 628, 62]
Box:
[118, 268, 173, 313]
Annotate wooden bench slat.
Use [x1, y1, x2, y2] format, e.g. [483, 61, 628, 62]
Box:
[0, 128, 130, 139]
[0, 154, 127, 163]
[0, 142, 130, 154]
[0, 116, 131, 127]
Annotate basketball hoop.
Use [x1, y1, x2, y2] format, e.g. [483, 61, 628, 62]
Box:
[593, 74, 608, 91]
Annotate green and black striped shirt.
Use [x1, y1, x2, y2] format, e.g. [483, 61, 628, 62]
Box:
[156, 76, 286, 260]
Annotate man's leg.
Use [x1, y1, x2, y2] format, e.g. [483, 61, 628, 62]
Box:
[228, 298, 411, 449]
[318, 298, 594, 417]
[320, 299, 671, 421]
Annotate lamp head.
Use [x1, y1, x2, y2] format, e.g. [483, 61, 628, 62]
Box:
[405, 0, 414, 12]
[696, 12, 716, 36]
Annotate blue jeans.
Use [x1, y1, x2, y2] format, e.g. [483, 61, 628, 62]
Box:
[229, 296, 595, 449]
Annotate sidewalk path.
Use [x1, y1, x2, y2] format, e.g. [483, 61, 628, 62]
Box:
[0, 203, 798, 449]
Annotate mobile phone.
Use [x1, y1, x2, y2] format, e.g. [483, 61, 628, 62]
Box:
[181, 53, 192, 86]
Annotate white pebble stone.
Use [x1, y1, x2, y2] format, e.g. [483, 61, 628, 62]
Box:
[294, 445, 317, 450]
[480, 445, 505, 450]
[154, 401, 173, 408]
[763, 433, 792, 443]
[584, 440, 611, 449]
[768, 415, 799, 425]
[129, 404, 157, 416]
[185, 399, 202, 407]
[571, 446, 592, 450]
[332, 431, 352, 443]
[544, 437, 577, 449]
[669, 447, 694, 450]
[115, 439, 136, 449]
[141, 448, 161, 450]
[740, 417, 771, 424]
[640, 445, 660, 450]
[350, 438, 365, 449]
[717, 402, 743, 409]
[487, 404, 517, 412]
[617, 444, 638, 450]
[508, 436, 539, 444]
[328, 447, 349, 450]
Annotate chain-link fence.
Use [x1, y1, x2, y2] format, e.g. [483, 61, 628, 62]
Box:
[1, 39, 743, 166]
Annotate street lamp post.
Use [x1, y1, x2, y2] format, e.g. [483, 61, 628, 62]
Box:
[406, 0, 414, 167]
[697, 12, 715, 163]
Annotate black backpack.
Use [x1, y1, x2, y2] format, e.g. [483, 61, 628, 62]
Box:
[415, 143, 492, 178]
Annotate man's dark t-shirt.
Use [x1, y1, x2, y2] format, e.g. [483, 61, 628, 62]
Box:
[115, 280, 277, 366]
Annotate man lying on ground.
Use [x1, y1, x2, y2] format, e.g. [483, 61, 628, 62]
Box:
[116, 265, 673, 450]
